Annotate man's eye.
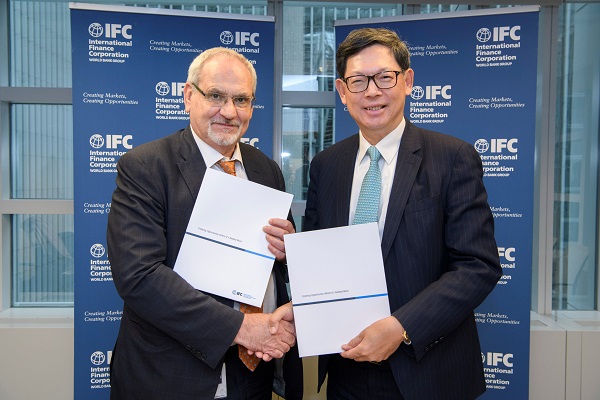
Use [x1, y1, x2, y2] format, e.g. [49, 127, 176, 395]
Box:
[349, 77, 366, 85]
[209, 93, 224, 101]
[234, 97, 249, 106]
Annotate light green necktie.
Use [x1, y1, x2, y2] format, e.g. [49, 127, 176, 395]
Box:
[353, 146, 381, 225]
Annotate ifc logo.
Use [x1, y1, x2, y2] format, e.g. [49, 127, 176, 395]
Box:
[156, 81, 170, 96]
[88, 23, 104, 38]
[476, 28, 492, 43]
[90, 351, 106, 366]
[220, 31, 234, 45]
[90, 243, 106, 258]
[411, 86, 425, 100]
[474, 139, 490, 154]
[90, 134, 105, 149]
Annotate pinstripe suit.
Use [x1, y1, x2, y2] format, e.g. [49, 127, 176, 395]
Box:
[304, 121, 501, 400]
[107, 127, 302, 400]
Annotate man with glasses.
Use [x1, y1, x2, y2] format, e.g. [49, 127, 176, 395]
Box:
[107, 47, 302, 400]
[304, 28, 501, 399]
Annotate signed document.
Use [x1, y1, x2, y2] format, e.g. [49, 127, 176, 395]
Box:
[285, 222, 390, 357]
[174, 168, 293, 307]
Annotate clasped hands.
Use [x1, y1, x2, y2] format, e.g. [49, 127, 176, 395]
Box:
[234, 302, 295, 361]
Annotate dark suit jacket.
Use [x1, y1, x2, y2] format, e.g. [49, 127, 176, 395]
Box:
[107, 127, 302, 400]
[304, 121, 501, 400]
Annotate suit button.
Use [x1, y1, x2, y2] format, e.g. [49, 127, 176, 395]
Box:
[200, 353, 207, 360]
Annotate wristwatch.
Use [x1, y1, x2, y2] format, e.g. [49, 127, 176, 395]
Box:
[402, 329, 411, 345]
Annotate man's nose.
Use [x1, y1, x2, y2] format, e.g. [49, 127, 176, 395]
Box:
[219, 97, 238, 117]
[364, 77, 381, 96]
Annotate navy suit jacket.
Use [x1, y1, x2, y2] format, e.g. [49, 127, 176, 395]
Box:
[107, 127, 302, 399]
[304, 121, 501, 400]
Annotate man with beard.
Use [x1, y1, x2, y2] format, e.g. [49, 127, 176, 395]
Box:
[107, 47, 302, 400]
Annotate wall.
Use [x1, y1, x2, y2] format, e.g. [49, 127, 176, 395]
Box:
[0, 309, 73, 400]
[1, 311, 599, 400]
[530, 311, 600, 400]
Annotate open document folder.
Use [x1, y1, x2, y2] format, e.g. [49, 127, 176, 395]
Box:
[174, 168, 293, 307]
[285, 222, 391, 357]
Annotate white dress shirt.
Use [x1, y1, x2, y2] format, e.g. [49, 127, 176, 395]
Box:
[349, 118, 405, 240]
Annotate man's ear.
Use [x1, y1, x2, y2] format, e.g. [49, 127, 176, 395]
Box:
[335, 78, 348, 106]
[403, 69, 414, 95]
[183, 82, 194, 113]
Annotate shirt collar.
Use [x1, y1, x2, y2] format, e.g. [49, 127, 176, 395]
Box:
[357, 118, 405, 164]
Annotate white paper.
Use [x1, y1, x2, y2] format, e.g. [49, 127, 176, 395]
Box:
[174, 168, 293, 307]
[284, 222, 390, 357]
[214, 363, 227, 398]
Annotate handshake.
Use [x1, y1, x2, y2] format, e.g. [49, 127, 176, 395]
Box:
[233, 302, 296, 361]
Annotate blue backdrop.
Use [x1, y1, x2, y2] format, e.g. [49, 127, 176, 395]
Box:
[70, 4, 275, 398]
[71, 4, 538, 399]
[335, 6, 539, 399]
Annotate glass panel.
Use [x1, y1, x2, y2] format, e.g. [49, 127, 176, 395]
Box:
[418, 5, 515, 14]
[11, 104, 74, 199]
[12, 214, 75, 306]
[419, 4, 471, 13]
[553, 3, 600, 310]
[10, 0, 72, 87]
[122, 1, 267, 13]
[281, 107, 334, 230]
[282, 2, 400, 91]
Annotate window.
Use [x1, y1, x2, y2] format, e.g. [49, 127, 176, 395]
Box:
[281, 107, 334, 230]
[282, 3, 400, 91]
[6, 0, 74, 307]
[12, 214, 74, 305]
[552, 2, 600, 310]
[11, 104, 73, 199]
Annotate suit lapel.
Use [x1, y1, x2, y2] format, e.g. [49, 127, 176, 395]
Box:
[381, 123, 422, 260]
[333, 136, 359, 227]
[176, 126, 206, 201]
[239, 145, 264, 185]
[323, 134, 359, 227]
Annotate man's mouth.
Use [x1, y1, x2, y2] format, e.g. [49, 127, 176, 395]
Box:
[365, 106, 384, 111]
[212, 120, 239, 128]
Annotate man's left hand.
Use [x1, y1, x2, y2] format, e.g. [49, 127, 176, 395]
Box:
[340, 316, 404, 363]
[263, 218, 294, 261]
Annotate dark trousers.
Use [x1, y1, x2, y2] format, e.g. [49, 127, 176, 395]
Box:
[222, 345, 275, 400]
[326, 354, 405, 400]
